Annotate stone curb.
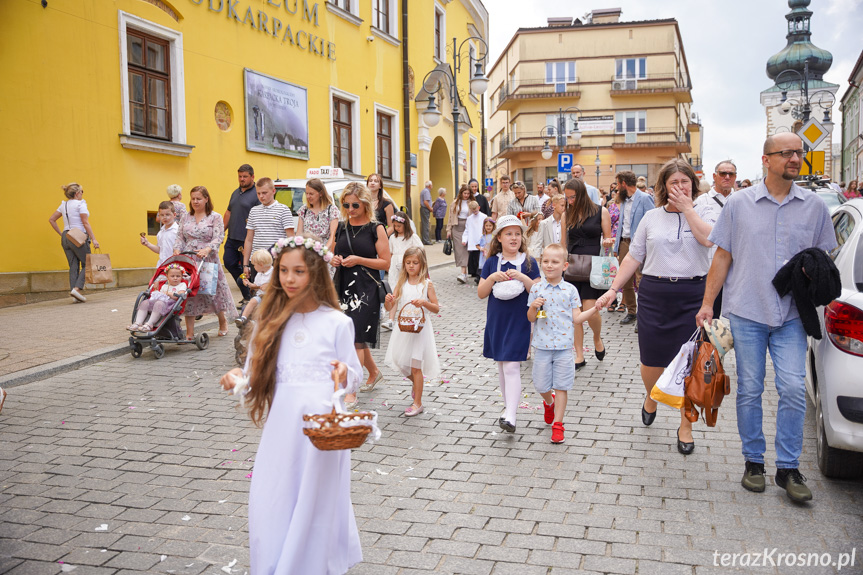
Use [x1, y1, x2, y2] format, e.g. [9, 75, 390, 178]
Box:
[0, 319, 220, 388]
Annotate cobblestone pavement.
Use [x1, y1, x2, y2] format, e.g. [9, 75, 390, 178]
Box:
[1, 265, 861, 575]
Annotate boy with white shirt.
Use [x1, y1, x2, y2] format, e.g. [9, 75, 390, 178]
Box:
[235, 249, 273, 327]
[463, 201, 485, 283]
[141, 201, 178, 266]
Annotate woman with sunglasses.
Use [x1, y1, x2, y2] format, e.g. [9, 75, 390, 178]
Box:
[328, 182, 392, 410]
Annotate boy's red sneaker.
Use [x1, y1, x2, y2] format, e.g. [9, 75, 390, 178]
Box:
[543, 393, 555, 424]
[551, 422, 565, 444]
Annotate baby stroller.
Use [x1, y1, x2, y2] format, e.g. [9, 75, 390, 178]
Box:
[128, 253, 210, 359]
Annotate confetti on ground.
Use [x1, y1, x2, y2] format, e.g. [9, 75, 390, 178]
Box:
[245, 472, 253, 478]
[94, 524, 108, 532]
[161, 555, 167, 562]
[181, 515, 191, 521]
[375, 469, 389, 475]
[60, 565, 77, 572]
[111, 309, 118, 312]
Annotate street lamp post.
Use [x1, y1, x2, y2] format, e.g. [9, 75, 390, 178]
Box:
[538, 108, 583, 182]
[419, 36, 489, 196]
[594, 147, 601, 189]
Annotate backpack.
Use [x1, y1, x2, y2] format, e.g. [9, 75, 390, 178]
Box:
[683, 329, 730, 427]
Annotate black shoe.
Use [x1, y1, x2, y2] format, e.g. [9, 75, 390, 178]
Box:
[775, 468, 812, 502]
[641, 399, 656, 426]
[195, 315, 203, 320]
[634, 324, 639, 334]
[498, 418, 516, 433]
[676, 427, 695, 455]
[595, 342, 606, 361]
[575, 360, 586, 371]
[621, 313, 637, 325]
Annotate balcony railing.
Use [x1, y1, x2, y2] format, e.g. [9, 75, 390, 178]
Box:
[498, 131, 581, 156]
[609, 73, 692, 94]
[611, 127, 690, 150]
[497, 78, 581, 107]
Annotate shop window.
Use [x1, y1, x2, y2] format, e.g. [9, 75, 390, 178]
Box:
[333, 96, 353, 173]
[118, 11, 190, 157]
[376, 112, 392, 179]
[523, 168, 534, 194]
[546, 167, 557, 182]
[146, 211, 160, 236]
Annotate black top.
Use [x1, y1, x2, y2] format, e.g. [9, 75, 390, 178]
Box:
[566, 209, 602, 255]
[334, 222, 385, 346]
[476, 193, 490, 216]
[374, 199, 395, 228]
[226, 186, 260, 241]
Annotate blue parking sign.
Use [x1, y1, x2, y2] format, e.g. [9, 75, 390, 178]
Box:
[484, 178, 494, 188]
[557, 153, 573, 173]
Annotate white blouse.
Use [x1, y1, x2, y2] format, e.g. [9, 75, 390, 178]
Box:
[628, 203, 719, 277]
[57, 199, 89, 232]
[457, 201, 470, 219]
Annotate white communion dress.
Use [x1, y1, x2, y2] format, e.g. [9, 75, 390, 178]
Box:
[384, 280, 440, 379]
[246, 305, 364, 575]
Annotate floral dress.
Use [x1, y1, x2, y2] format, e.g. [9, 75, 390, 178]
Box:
[297, 204, 340, 243]
[607, 201, 620, 240]
[176, 212, 237, 318]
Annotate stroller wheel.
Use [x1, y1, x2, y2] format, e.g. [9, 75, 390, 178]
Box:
[195, 332, 209, 350]
[130, 342, 143, 358]
[153, 344, 166, 360]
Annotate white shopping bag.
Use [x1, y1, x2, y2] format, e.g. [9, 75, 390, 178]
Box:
[198, 262, 218, 296]
[650, 331, 698, 409]
[589, 249, 618, 291]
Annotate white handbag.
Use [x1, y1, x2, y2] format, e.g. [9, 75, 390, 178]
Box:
[650, 330, 698, 409]
[491, 254, 525, 301]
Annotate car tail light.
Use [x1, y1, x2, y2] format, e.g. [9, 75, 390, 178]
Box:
[825, 301, 863, 357]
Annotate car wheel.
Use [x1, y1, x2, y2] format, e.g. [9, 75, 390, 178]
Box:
[815, 383, 863, 479]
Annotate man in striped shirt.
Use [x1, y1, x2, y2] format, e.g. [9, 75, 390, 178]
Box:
[242, 178, 294, 282]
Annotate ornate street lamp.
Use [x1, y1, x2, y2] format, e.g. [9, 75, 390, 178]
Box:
[417, 36, 489, 194]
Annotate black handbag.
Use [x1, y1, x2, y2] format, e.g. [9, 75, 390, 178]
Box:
[340, 223, 391, 302]
[443, 238, 453, 256]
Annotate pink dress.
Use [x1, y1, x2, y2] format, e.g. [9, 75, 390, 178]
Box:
[176, 212, 237, 318]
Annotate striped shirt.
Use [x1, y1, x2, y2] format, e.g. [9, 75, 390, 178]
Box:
[246, 200, 294, 251]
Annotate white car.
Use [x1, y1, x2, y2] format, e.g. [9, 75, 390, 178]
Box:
[273, 167, 401, 216]
[805, 198, 863, 478]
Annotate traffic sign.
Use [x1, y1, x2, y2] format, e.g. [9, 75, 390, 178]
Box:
[799, 151, 825, 176]
[797, 118, 829, 150]
[484, 178, 494, 188]
[558, 153, 573, 173]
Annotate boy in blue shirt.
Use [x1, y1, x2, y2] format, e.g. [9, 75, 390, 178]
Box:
[528, 243, 599, 443]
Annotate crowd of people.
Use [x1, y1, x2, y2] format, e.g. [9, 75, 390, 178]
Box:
[44, 131, 843, 574]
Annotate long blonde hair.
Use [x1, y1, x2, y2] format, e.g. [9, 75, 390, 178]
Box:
[339, 181, 376, 222]
[392, 247, 429, 302]
[246, 239, 340, 426]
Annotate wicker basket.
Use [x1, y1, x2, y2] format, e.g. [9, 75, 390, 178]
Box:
[302, 380, 375, 451]
[397, 303, 426, 333]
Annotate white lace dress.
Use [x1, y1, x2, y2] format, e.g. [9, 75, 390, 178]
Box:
[384, 280, 440, 379]
[246, 305, 363, 575]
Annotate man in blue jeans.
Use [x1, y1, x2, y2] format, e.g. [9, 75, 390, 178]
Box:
[696, 133, 836, 502]
[223, 164, 259, 307]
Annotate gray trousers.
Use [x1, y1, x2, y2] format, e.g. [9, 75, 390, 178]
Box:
[420, 207, 431, 244]
[61, 232, 90, 290]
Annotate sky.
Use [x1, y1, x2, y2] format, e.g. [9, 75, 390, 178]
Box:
[485, 0, 863, 182]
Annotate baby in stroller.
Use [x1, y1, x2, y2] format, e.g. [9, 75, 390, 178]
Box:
[128, 263, 187, 332]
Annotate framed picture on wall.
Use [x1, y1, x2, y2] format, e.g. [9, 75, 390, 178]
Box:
[244, 68, 309, 160]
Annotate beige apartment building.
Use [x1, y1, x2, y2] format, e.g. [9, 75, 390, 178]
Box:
[487, 9, 701, 192]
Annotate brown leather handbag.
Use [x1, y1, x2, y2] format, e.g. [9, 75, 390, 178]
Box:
[683, 329, 730, 427]
[564, 254, 592, 283]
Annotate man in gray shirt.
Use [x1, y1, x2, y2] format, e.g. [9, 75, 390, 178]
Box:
[571, 164, 601, 205]
[419, 181, 433, 245]
[697, 133, 836, 503]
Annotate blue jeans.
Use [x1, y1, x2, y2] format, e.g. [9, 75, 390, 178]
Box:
[728, 313, 808, 469]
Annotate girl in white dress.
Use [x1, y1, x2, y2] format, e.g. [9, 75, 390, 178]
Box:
[384, 247, 440, 416]
[220, 235, 364, 575]
[387, 211, 423, 281]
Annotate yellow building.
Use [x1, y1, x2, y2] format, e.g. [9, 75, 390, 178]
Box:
[487, 9, 697, 193]
[0, 0, 487, 304]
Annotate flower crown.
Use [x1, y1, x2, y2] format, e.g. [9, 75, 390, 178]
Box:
[165, 263, 183, 272]
[271, 236, 333, 263]
[391, 214, 406, 223]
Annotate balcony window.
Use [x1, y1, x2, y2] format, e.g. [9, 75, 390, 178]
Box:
[545, 61, 576, 93]
[615, 58, 647, 89]
[615, 111, 646, 134]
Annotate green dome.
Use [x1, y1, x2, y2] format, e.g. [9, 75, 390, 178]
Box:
[766, 0, 832, 84]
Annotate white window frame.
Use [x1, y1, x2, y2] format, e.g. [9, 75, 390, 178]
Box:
[433, 2, 446, 63]
[371, 0, 398, 43]
[373, 103, 401, 182]
[546, 113, 577, 137]
[326, 0, 362, 26]
[615, 111, 647, 134]
[544, 61, 576, 93]
[118, 11, 190, 156]
[469, 135, 478, 180]
[615, 57, 647, 89]
[329, 87, 362, 174]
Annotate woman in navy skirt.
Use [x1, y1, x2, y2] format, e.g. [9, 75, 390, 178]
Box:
[595, 160, 719, 455]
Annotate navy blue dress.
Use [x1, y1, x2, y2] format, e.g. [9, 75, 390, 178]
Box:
[481, 254, 541, 361]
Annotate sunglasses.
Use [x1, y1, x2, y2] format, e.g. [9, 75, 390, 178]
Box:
[765, 149, 805, 159]
[342, 202, 361, 209]
[717, 171, 737, 178]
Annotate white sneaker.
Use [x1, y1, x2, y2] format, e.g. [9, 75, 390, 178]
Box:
[457, 274, 467, 284]
[381, 319, 394, 331]
[70, 288, 86, 302]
